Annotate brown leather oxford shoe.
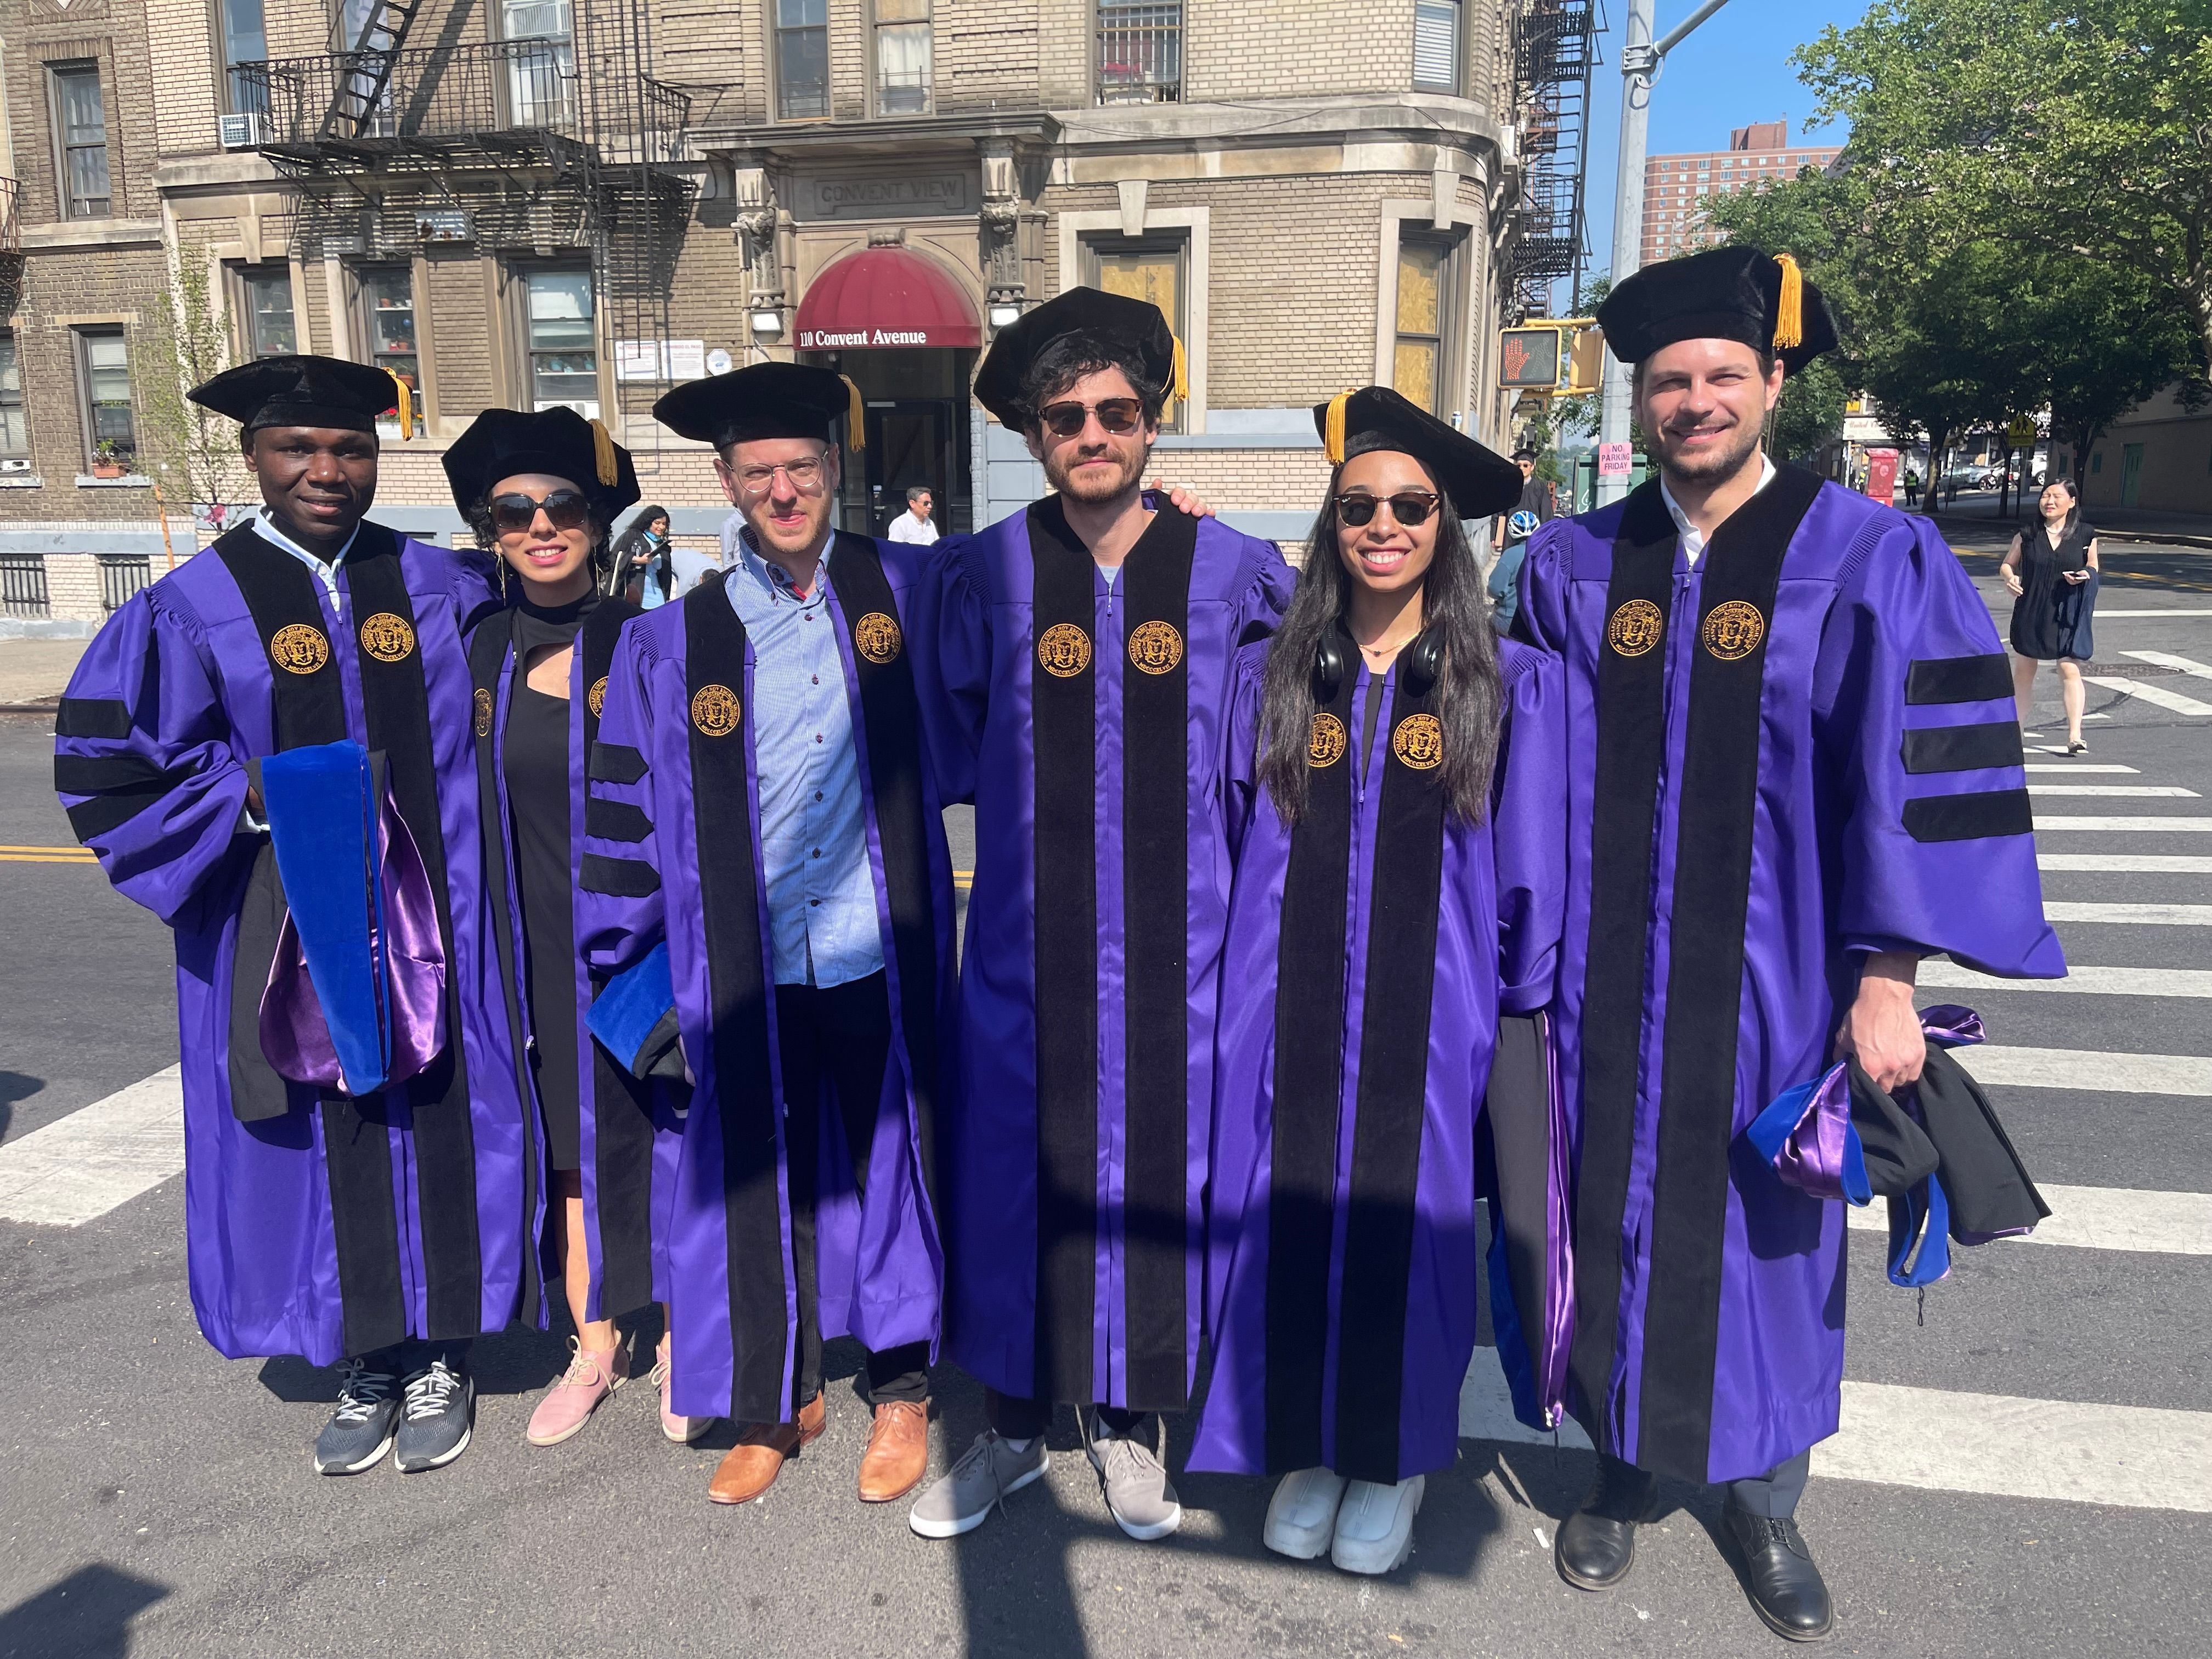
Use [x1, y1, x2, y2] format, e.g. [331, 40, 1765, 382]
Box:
[857, 1399, 930, 1503]
[707, 1391, 826, 1505]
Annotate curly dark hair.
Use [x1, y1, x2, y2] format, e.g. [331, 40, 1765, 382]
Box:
[1013, 332, 1167, 433]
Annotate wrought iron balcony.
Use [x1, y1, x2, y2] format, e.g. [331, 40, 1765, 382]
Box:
[1097, 2, 1180, 105]
[237, 40, 585, 161]
[0, 176, 19, 255]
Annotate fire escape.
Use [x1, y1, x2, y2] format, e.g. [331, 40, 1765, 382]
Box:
[235, 0, 694, 448]
[1509, 0, 1598, 320]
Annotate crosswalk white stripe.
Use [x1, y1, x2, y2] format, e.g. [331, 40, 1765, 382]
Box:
[2035, 815, 2212, 832]
[2094, 608, 2212, 617]
[2042, 901, 2212, 926]
[2083, 676, 2212, 715]
[2121, 650, 2212, 680]
[1967, 1046, 2212, 1095]
[2023, 763, 2139, 773]
[1814, 1383, 2212, 1514]
[1843, 1184, 2212, 1254]
[1456, 1370, 2212, 1513]
[1921, 961, 2212, 998]
[2028, 785, 2200, 797]
[2040, 853, 2212, 872]
[0, 1068, 184, 1226]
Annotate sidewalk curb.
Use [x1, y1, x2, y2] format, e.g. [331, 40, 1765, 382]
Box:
[1922, 512, 2212, 552]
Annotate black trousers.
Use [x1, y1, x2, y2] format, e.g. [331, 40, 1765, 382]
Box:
[1596, 1449, 1811, 1520]
[778, 972, 929, 1408]
[985, 1390, 1152, 1443]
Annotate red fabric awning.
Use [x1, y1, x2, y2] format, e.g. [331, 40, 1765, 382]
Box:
[795, 247, 981, 350]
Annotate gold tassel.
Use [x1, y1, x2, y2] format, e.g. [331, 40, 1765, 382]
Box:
[840, 374, 867, 450]
[1773, 253, 1805, 353]
[1167, 335, 1189, 414]
[1323, 389, 1354, 465]
[385, 370, 413, 441]
[589, 417, 618, 487]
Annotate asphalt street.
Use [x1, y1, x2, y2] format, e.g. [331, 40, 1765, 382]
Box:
[3, 527, 2210, 1658]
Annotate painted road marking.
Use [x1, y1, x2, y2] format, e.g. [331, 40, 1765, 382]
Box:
[1816, 1384, 2212, 1514]
[1967, 1046, 2212, 1096]
[2040, 854, 2212, 873]
[1921, 962, 2212, 998]
[2035, 816, 2212, 832]
[1844, 1184, 2211, 1255]
[2028, 785, 2199, 798]
[2122, 650, 2212, 680]
[1457, 1370, 2212, 1513]
[2042, 902, 2212, 926]
[2083, 676, 2212, 716]
[0, 1067, 183, 1226]
[2095, 608, 2212, 617]
[2023, 764, 2139, 773]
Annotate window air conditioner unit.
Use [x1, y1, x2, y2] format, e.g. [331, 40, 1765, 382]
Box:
[0, 458, 30, 473]
[218, 112, 269, 149]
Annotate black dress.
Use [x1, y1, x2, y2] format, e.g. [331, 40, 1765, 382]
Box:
[2008, 517, 2097, 662]
[503, 596, 591, 1172]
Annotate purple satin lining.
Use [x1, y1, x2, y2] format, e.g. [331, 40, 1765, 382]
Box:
[1537, 1011, 1575, 1427]
[1776, 1064, 1853, 1201]
[259, 784, 446, 1095]
[1917, 1003, 1985, 1047]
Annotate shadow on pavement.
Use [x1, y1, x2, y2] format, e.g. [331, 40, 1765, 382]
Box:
[0, 1070, 45, 1141]
[0, 1563, 169, 1659]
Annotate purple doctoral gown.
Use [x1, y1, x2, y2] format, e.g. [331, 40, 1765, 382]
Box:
[1515, 469, 2064, 1483]
[909, 496, 1293, 1412]
[53, 520, 531, 1366]
[1190, 638, 1566, 1483]
[577, 532, 952, 1424]
[466, 596, 679, 1328]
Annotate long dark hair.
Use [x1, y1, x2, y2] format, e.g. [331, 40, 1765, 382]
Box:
[1257, 459, 1504, 825]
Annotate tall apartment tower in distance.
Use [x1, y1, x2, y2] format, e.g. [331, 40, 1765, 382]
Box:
[1639, 120, 1841, 265]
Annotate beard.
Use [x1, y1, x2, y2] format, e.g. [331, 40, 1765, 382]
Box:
[1654, 412, 1764, 485]
[1043, 438, 1147, 505]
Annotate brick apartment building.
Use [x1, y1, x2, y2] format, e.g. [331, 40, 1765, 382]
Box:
[0, 0, 1596, 628]
[1638, 119, 1839, 267]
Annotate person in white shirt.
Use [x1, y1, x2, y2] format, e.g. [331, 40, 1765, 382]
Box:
[888, 486, 939, 545]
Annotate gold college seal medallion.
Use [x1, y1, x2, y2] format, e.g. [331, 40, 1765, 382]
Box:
[358, 612, 415, 663]
[1127, 620, 1184, 675]
[854, 611, 902, 664]
[1392, 713, 1444, 771]
[473, 686, 493, 736]
[1702, 600, 1766, 661]
[691, 684, 741, 736]
[1606, 599, 1664, 657]
[1036, 623, 1092, 679]
[1308, 712, 1348, 768]
[587, 676, 608, 718]
[268, 623, 330, 675]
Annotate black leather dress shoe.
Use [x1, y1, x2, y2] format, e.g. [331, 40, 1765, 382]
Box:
[1555, 1458, 1657, 1590]
[1725, 1505, 1834, 1641]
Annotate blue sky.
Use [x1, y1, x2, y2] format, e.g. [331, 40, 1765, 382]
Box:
[1572, 1, 1874, 296]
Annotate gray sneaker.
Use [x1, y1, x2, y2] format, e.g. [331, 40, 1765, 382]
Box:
[908, 1430, 1050, 1539]
[313, 1357, 399, 1475]
[393, 1355, 474, 1473]
[1085, 1414, 1182, 1541]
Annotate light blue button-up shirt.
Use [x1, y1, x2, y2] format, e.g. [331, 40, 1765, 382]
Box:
[724, 531, 883, 989]
[252, 511, 362, 615]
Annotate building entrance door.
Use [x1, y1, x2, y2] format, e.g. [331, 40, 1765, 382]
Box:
[2120, 443, 2145, 507]
[802, 346, 974, 537]
[865, 400, 956, 538]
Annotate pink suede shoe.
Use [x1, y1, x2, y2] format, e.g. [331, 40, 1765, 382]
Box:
[525, 1339, 627, 1447]
[651, 1335, 708, 1444]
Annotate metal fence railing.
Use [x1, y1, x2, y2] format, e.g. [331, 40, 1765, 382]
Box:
[0, 177, 19, 256]
[1, 554, 48, 617]
[238, 40, 579, 150]
[97, 554, 150, 614]
[1097, 3, 1180, 104]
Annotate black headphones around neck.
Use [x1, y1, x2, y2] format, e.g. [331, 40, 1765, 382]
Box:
[1314, 625, 1444, 699]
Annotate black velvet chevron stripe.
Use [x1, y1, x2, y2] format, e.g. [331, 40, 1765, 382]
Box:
[1901, 721, 2024, 774]
[584, 798, 654, 842]
[1903, 788, 2035, 842]
[54, 696, 133, 739]
[581, 852, 661, 896]
[1906, 653, 2012, 704]
[589, 742, 649, 785]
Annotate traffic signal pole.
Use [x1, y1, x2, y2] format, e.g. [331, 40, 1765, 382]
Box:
[1596, 0, 1739, 505]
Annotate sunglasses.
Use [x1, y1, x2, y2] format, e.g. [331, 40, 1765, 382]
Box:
[1336, 490, 1441, 528]
[1036, 398, 1146, 439]
[488, 489, 591, 534]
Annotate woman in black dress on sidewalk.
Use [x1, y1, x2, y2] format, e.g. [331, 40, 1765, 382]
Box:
[2002, 478, 2100, 754]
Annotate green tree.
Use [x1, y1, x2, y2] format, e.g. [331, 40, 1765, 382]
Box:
[138, 253, 244, 532]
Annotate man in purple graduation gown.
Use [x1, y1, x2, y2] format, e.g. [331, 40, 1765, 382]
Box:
[53, 356, 529, 1476]
[578, 362, 954, 1508]
[1513, 248, 2063, 1639]
[904, 287, 1293, 1542]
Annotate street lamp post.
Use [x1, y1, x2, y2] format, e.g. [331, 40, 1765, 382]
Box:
[1596, 0, 1740, 505]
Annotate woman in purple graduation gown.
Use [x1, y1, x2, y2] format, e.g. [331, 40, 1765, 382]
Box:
[1189, 387, 1566, 1575]
[444, 409, 696, 1448]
